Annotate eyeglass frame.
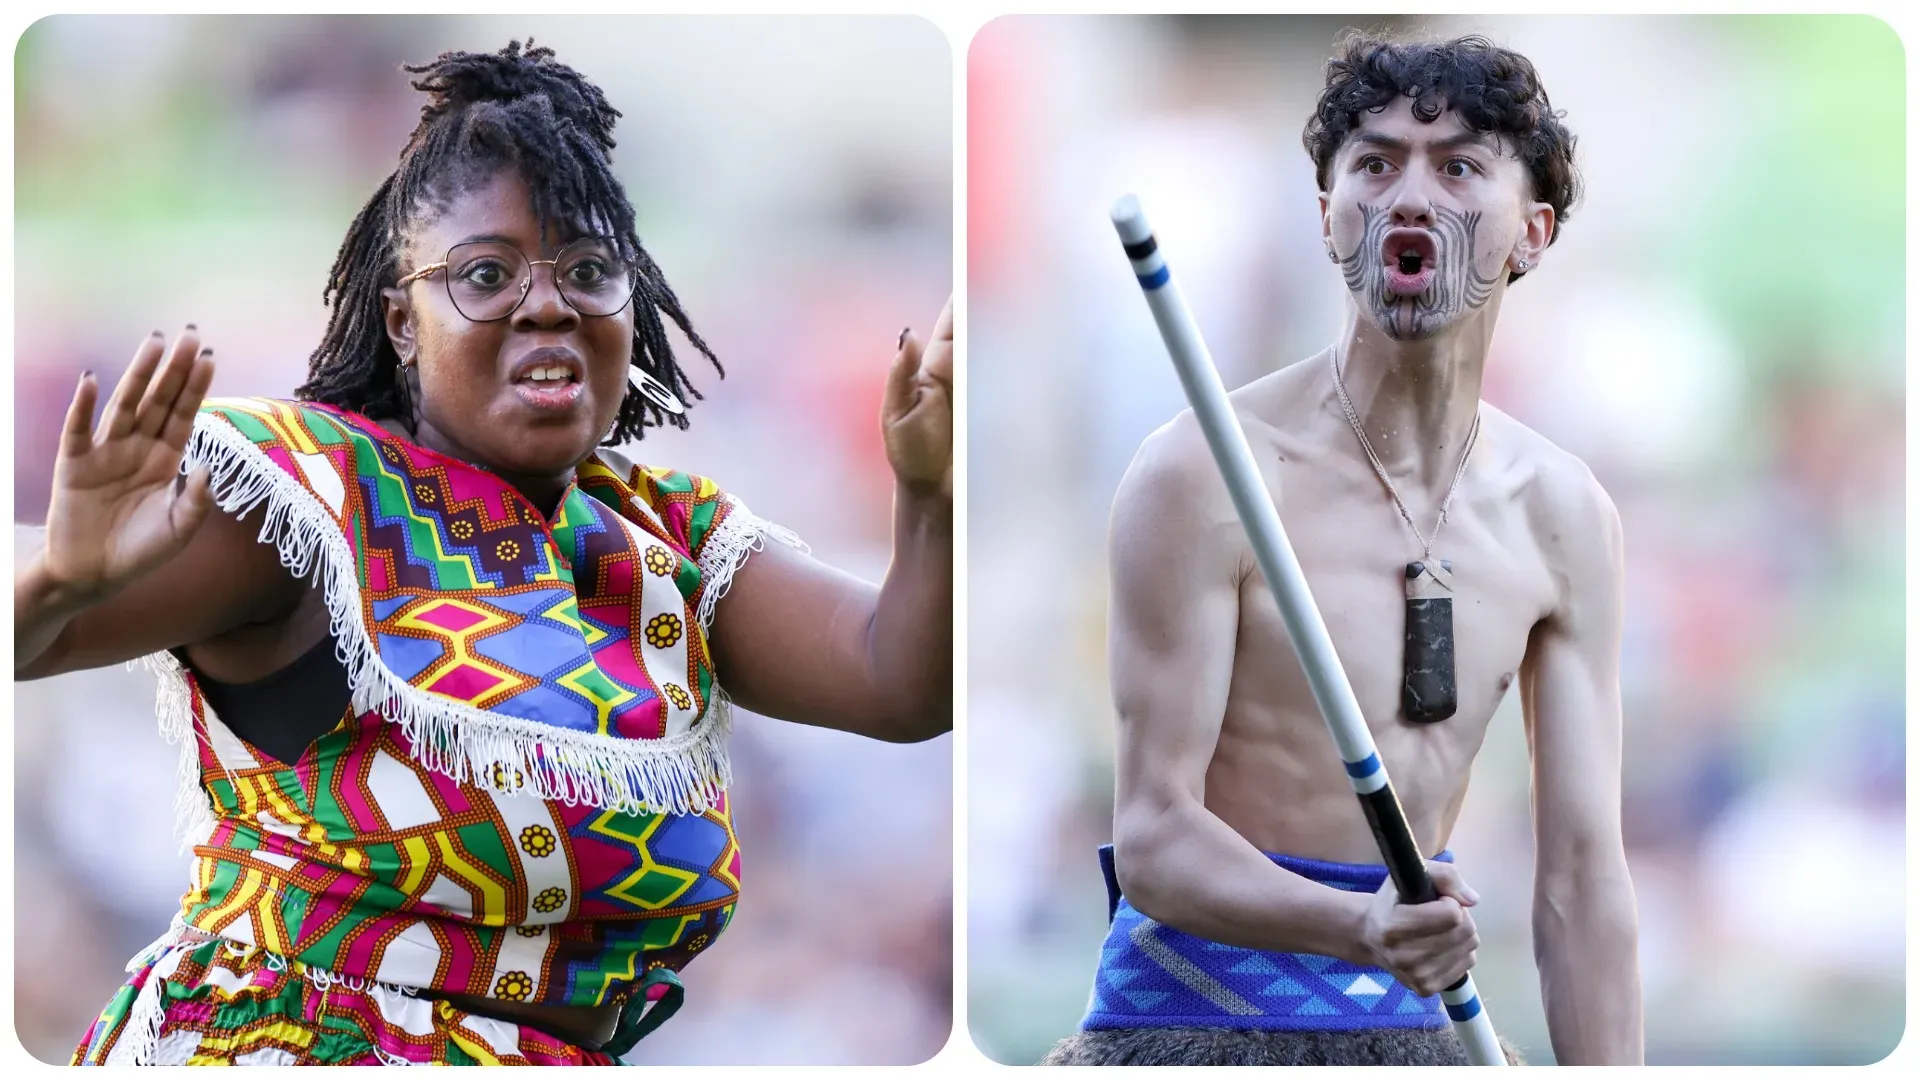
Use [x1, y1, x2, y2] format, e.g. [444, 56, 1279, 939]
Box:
[394, 236, 639, 323]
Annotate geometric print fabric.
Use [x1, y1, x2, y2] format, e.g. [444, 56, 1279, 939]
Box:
[1082, 845, 1451, 1032]
[178, 660, 743, 1009]
[206, 397, 728, 753]
[134, 399, 772, 1021]
[69, 935, 628, 1065]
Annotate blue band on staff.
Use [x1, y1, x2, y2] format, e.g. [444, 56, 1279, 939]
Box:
[1136, 265, 1170, 289]
[1445, 996, 1483, 1022]
[1343, 753, 1382, 780]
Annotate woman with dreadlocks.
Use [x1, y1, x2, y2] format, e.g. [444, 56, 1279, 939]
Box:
[17, 42, 951, 1066]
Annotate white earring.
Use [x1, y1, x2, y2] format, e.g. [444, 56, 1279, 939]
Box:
[1515, 258, 1531, 272]
[629, 366, 686, 415]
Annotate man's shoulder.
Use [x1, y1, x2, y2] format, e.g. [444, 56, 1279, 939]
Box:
[1483, 405, 1613, 519]
[1482, 407, 1621, 575]
[1122, 360, 1318, 490]
[1111, 405, 1263, 554]
[1117, 400, 1223, 495]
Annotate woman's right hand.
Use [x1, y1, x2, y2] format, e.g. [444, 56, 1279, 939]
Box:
[42, 327, 218, 605]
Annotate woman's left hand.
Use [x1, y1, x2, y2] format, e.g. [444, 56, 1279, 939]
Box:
[881, 298, 953, 500]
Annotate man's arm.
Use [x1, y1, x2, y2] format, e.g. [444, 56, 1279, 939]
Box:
[1520, 462, 1644, 1064]
[1108, 418, 1377, 963]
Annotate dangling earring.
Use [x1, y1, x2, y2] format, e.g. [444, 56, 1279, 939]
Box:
[395, 358, 416, 421]
[628, 366, 686, 415]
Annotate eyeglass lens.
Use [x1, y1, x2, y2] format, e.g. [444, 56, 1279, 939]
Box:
[442, 238, 635, 321]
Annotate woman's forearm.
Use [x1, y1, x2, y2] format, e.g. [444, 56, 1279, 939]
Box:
[862, 482, 952, 740]
[14, 531, 91, 678]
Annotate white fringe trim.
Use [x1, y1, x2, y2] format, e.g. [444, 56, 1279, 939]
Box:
[146, 413, 777, 820]
[695, 495, 808, 632]
[138, 651, 221, 853]
[103, 922, 423, 1065]
[101, 915, 191, 1066]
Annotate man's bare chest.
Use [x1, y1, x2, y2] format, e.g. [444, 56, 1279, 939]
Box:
[1226, 460, 1557, 729]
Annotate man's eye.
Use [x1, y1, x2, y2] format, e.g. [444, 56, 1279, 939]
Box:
[1444, 159, 1477, 178]
[1362, 157, 1389, 175]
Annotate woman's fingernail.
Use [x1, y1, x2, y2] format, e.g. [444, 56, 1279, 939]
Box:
[201, 348, 214, 358]
[185, 323, 198, 331]
[898, 327, 911, 350]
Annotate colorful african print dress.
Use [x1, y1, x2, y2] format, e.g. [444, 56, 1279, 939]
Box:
[72, 398, 802, 1066]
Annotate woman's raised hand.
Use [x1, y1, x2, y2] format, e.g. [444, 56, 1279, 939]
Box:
[881, 298, 954, 500]
[43, 327, 218, 603]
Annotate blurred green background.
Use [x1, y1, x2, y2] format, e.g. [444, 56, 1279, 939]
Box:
[967, 14, 1904, 1066]
[13, 15, 952, 1065]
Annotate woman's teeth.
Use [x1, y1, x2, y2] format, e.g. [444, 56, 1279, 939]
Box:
[524, 366, 572, 383]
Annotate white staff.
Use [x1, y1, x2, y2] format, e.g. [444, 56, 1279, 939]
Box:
[1109, 193, 1505, 1067]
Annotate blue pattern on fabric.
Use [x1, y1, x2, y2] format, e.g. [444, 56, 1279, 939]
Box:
[1081, 844, 1455, 1032]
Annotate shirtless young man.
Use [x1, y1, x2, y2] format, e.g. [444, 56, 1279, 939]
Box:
[1044, 36, 1642, 1066]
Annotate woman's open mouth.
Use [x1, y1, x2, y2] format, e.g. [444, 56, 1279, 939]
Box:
[509, 351, 587, 411]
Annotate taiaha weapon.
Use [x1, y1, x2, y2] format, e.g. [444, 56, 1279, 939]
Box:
[1109, 194, 1505, 1066]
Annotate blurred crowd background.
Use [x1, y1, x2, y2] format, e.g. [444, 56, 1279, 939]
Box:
[968, 14, 1903, 1066]
[12, 15, 951, 1065]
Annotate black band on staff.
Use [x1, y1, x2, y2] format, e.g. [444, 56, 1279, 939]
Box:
[1355, 786, 1439, 905]
[1122, 235, 1158, 260]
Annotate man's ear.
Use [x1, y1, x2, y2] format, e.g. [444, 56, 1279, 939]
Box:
[382, 285, 415, 364]
[1512, 200, 1554, 276]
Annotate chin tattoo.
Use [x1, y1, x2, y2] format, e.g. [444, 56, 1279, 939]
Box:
[1337, 204, 1501, 340]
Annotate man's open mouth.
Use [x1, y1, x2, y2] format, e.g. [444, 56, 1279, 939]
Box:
[1381, 228, 1438, 296]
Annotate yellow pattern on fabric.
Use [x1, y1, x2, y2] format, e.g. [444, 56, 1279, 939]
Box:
[591, 812, 699, 912]
[540, 594, 606, 646]
[393, 598, 530, 707]
[396, 835, 434, 896]
[434, 832, 509, 924]
[558, 659, 640, 734]
[204, 869, 267, 928]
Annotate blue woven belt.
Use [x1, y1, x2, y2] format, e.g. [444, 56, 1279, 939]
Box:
[1081, 845, 1452, 1032]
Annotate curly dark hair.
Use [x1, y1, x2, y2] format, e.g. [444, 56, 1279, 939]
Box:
[1303, 32, 1580, 281]
[296, 40, 719, 443]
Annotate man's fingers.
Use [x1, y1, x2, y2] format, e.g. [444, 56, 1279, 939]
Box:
[1426, 862, 1480, 906]
[60, 370, 100, 461]
[1401, 895, 1464, 933]
[103, 330, 169, 441]
[136, 327, 203, 438]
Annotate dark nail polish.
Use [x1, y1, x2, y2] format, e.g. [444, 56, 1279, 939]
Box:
[81, 368, 93, 379]
[185, 323, 197, 331]
[201, 348, 214, 357]
[898, 327, 911, 349]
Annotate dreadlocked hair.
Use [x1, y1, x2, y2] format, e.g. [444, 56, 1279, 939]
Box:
[296, 40, 720, 444]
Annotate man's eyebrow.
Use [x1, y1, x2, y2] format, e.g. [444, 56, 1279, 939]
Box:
[1432, 131, 1499, 153]
[1347, 130, 1500, 155]
[1349, 131, 1408, 153]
